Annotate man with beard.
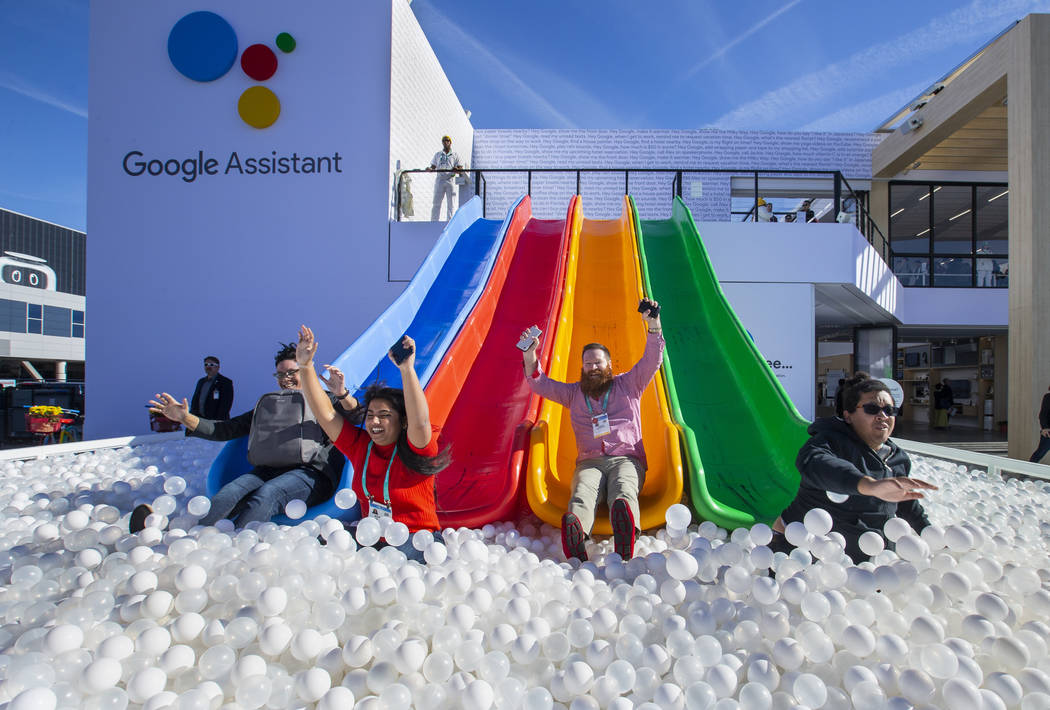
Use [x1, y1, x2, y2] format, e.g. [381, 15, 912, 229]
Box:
[519, 299, 664, 561]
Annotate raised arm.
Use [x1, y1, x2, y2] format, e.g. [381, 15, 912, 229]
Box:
[296, 325, 347, 443]
[623, 298, 665, 394]
[392, 335, 432, 449]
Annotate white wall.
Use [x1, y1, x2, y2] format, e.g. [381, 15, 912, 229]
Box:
[88, 2, 400, 437]
[471, 129, 882, 221]
[389, 0, 474, 221]
[898, 287, 1008, 327]
[721, 282, 816, 420]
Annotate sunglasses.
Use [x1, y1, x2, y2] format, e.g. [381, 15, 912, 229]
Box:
[273, 369, 300, 380]
[204, 362, 219, 367]
[859, 403, 898, 417]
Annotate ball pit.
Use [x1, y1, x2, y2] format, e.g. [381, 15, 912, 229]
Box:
[0, 439, 1047, 708]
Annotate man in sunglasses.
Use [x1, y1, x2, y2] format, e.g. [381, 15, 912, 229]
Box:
[143, 342, 358, 529]
[770, 372, 937, 564]
[189, 356, 234, 421]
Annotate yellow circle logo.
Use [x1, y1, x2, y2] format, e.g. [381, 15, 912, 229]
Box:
[237, 86, 281, 129]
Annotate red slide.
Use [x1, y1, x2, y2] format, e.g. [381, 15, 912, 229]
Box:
[428, 196, 578, 528]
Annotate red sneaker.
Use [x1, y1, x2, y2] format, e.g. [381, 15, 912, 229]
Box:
[611, 498, 636, 559]
[561, 512, 587, 561]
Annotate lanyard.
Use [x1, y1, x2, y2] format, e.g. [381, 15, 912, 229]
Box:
[584, 389, 611, 415]
[361, 440, 395, 505]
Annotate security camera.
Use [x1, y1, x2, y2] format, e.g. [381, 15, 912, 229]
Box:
[911, 100, 927, 111]
[902, 115, 924, 134]
[929, 83, 945, 95]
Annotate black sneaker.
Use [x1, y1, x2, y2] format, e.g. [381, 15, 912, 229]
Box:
[130, 504, 153, 533]
[611, 498, 636, 560]
[561, 512, 587, 561]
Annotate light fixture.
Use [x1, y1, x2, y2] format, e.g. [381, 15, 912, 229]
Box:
[988, 189, 1008, 202]
[949, 209, 971, 221]
[917, 228, 931, 236]
[891, 208, 905, 218]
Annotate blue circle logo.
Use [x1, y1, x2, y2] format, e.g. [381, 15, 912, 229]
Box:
[167, 11, 238, 82]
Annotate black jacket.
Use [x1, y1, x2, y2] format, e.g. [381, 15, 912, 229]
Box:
[190, 374, 234, 420]
[781, 417, 929, 557]
[1039, 392, 1050, 429]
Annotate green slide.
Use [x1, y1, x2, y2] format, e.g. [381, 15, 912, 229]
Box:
[633, 196, 811, 529]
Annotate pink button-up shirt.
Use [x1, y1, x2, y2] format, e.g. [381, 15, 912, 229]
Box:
[527, 331, 665, 469]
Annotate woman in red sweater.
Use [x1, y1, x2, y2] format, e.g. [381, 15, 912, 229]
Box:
[295, 325, 449, 560]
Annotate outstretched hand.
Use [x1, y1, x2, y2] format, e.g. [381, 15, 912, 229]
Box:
[320, 365, 346, 395]
[389, 335, 416, 370]
[148, 393, 189, 423]
[857, 476, 938, 503]
[297, 325, 318, 367]
[640, 298, 662, 330]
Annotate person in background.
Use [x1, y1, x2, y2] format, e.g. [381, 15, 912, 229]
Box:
[1029, 384, 1050, 463]
[756, 198, 777, 222]
[771, 372, 937, 563]
[519, 299, 664, 562]
[933, 378, 954, 429]
[427, 135, 462, 221]
[190, 356, 234, 421]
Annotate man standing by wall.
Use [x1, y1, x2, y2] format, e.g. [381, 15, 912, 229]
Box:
[519, 300, 664, 562]
[189, 356, 234, 421]
[1029, 385, 1050, 463]
[428, 135, 462, 221]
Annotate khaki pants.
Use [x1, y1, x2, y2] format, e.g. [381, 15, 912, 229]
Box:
[570, 456, 645, 534]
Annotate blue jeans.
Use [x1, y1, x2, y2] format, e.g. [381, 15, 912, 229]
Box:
[1030, 435, 1050, 463]
[201, 467, 331, 527]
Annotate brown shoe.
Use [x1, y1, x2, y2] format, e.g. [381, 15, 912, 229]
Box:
[561, 512, 587, 561]
[611, 498, 636, 560]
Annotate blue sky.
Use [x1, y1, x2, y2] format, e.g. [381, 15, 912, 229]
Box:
[2, 0, 1049, 232]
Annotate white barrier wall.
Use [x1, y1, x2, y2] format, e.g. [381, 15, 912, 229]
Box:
[721, 282, 816, 420]
[389, 0, 474, 222]
[88, 2, 398, 437]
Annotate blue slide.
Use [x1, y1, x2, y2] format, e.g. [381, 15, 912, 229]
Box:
[207, 196, 521, 524]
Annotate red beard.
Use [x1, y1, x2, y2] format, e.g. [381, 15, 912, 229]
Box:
[580, 367, 614, 399]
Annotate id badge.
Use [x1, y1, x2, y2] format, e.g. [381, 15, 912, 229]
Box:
[368, 500, 393, 520]
[591, 413, 611, 438]
[212, 389, 220, 400]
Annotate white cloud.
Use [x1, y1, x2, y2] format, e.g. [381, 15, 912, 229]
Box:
[0, 70, 87, 118]
[680, 0, 805, 82]
[707, 0, 1050, 130]
[799, 82, 928, 132]
[412, 1, 577, 128]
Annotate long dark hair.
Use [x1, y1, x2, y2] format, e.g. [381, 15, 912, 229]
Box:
[353, 383, 451, 476]
[841, 371, 891, 414]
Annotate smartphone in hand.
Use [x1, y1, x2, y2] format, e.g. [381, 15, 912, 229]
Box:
[390, 337, 414, 365]
[637, 300, 660, 318]
[516, 325, 542, 352]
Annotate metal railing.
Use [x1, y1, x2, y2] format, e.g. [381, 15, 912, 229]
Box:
[895, 437, 1050, 481]
[395, 168, 889, 261]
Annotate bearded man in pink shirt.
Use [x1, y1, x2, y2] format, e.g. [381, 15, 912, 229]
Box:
[520, 299, 664, 561]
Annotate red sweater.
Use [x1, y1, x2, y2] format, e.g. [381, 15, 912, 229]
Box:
[334, 425, 440, 532]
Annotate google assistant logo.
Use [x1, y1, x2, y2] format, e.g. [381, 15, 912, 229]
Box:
[167, 11, 296, 129]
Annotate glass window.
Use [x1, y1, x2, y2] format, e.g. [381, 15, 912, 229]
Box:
[72, 310, 84, 325]
[72, 325, 84, 339]
[976, 186, 1008, 253]
[27, 303, 42, 319]
[932, 185, 972, 253]
[890, 184, 930, 253]
[934, 257, 973, 287]
[892, 256, 930, 286]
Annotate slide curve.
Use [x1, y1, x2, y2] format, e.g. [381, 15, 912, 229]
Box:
[426, 196, 579, 528]
[526, 197, 684, 535]
[635, 197, 810, 528]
